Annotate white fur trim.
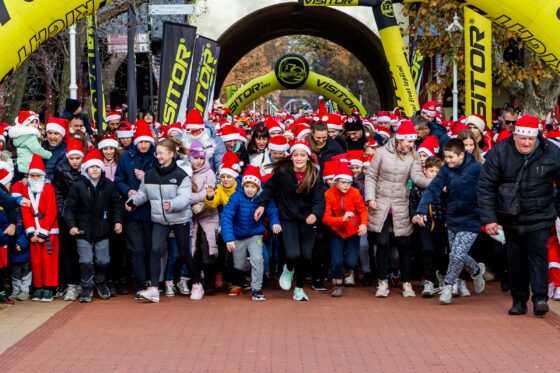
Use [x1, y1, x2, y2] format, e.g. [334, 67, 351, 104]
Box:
[514, 126, 539, 137]
[46, 123, 66, 137]
[21, 114, 39, 127]
[377, 116, 390, 123]
[98, 138, 119, 149]
[82, 158, 104, 171]
[28, 168, 45, 176]
[327, 123, 343, 131]
[395, 133, 417, 141]
[117, 130, 134, 139]
[185, 123, 205, 130]
[268, 142, 289, 152]
[0, 170, 13, 186]
[134, 135, 155, 145]
[323, 175, 334, 180]
[8, 125, 41, 139]
[242, 175, 261, 187]
[66, 150, 84, 158]
[290, 143, 311, 156]
[296, 129, 311, 139]
[349, 159, 363, 167]
[466, 116, 485, 133]
[334, 174, 353, 181]
[268, 126, 282, 134]
[219, 168, 239, 178]
[422, 109, 436, 117]
[418, 148, 434, 157]
[220, 133, 240, 143]
[105, 114, 121, 122]
[168, 127, 183, 136]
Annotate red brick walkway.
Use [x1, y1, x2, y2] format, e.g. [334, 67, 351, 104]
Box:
[1, 284, 560, 372]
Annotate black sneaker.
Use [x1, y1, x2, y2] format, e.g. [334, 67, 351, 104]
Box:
[96, 282, 111, 300]
[31, 289, 43, 301]
[533, 300, 549, 316]
[134, 290, 143, 300]
[311, 280, 327, 291]
[80, 288, 93, 303]
[106, 280, 117, 297]
[242, 282, 252, 291]
[41, 289, 53, 302]
[251, 290, 266, 301]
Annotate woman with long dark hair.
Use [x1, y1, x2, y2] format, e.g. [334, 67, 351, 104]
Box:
[247, 122, 270, 164]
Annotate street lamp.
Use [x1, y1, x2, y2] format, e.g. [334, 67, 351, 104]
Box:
[357, 79, 365, 104]
[446, 13, 464, 121]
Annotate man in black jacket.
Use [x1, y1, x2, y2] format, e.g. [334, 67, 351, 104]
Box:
[308, 120, 344, 176]
[42, 117, 67, 181]
[478, 115, 560, 316]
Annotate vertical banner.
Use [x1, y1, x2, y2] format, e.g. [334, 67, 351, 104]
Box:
[86, 14, 106, 133]
[127, 5, 138, 122]
[157, 22, 197, 125]
[186, 36, 220, 117]
[225, 84, 238, 101]
[464, 7, 492, 126]
[409, 45, 425, 94]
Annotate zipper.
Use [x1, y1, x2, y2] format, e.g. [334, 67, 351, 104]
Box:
[340, 195, 357, 228]
[159, 183, 169, 224]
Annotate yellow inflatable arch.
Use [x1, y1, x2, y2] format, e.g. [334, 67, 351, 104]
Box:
[226, 54, 367, 115]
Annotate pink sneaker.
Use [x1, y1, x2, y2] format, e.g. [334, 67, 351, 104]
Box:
[140, 287, 160, 303]
[554, 287, 560, 301]
[190, 283, 204, 300]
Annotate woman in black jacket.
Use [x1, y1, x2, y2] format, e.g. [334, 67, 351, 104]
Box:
[255, 139, 325, 301]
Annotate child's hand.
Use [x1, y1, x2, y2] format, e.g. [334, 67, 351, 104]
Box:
[254, 206, 265, 221]
[114, 223, 122, 234]
[163, 202, 171, 212]
[4, 224, 16, 236]
[342, 212, 354, 222]
[206, 185, 215, 198]
[20, 198, 31, 207]
[358, 224, 367, 236]
[305, 213, 317, 225]
[37, 237, 45, 243]
[69, 227, 80, 236]
[226, 241, 235, 252]
[128, 190, 137, 198]
[134, 169, 145, 181]
[272, 224, 282, 234]
[15, 244, 21, 251]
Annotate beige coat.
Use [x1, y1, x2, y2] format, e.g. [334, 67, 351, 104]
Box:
[364, 138, 431, 237]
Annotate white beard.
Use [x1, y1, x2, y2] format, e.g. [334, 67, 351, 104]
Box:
[29, 178, 45, 194]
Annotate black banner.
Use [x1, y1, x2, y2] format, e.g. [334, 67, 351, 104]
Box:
[86, 14, 106, 133]
[186, 36, 220, 117]
[157, 22, 197, 125]
[127, 5, 138, 122]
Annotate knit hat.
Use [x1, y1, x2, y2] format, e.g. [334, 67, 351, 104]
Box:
[185, 108, 205, 131]
[395, 120, 417, 141]
[66, 138, 85, 158]
[81, 150, 104, 172]
[333, 161, 353, 182]
[417, 135, 439, 157]
[0, 161, 13, 186]
[268, 135, 289, 152]
[496, 129, 512, 143]
[28, 153, 46, 176]
[219, 151, 243, 178]
[220, 125, 241, 143]
[98, 134, 119, 150]
[17, 111, 39, 127]
[242, 165, 262, 189]
[344, 115, 363, 132]
[290, 139, 311, 156]
[117, 121, 134, 138]
[514, 114, 540, 137]
[265, 117, 283, 135]
[134, 120, 154, 145]
[376, 111, 390, 123]
[189, 140, 206, 159]
[465, 114, 486, 133]
[422, 101, 437, 117]
[322, 160, 337, 180]
[45, 117, 67, 137]
[348, 150, 364, 167]
[323, 113, 343, 131]
[105, 111, 122, 123]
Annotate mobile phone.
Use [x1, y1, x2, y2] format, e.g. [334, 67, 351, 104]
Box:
[126, 199, 135, 208]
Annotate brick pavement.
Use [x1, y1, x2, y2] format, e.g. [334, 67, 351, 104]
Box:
[1, 284, 560, 372]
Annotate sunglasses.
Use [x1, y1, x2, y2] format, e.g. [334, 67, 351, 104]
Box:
[504, 120, 516, 125]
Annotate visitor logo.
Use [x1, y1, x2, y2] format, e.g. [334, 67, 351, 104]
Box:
[275, 54, 309, 89]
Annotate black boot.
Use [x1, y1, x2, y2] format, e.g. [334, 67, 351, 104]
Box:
[508, 300, 527, 315]
[533, 299, 549, 316]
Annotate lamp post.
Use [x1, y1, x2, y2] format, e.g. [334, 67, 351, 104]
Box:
[69, 25, 77, 99]
[357, 79, 365, 104]
[446, 13, 464, 121]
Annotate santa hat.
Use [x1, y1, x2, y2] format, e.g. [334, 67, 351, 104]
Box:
[376, 111, 391, 123]
[117, 121, 134, 138]
[134, 120, 154, 145]
[28, 153, 46, 176]
[395, 120, 417, 141]
[295, 123, 311, 139]
[268, 135, 289, 152]
[220, 125, 241, 143]
[238, 128, 248, 143]
[81, 150, 104, 172]
[322, 160, 337, 180]
[496, 130, 512, 143]
[317, 96, 328, 117]
[389, 114, 398, 125]
[422, 101, 437, 117]
[0, 161, 13, 186]
[348, 150, 364, 167]
[98, 134, 119, 150]
[290, 139, 311, 156]
[331, 153, 349, 163]
[546, 128, 560, 140]
[323, 113, 343, 132]
[363, 154, 373, 168]
[158, 125, 169, 142]
[185, 109, 205, 131]
[17, 111, 39, 127]
[105, 111, 122, 123]
[465, 114, 486, 133]
[0, 122, 9, 143]
[114, 106, 123, 113]
[417, 135, 439, 157]
[375, 126, 392, 139]
[265, 117, 283, 135]
[450, 122, 468, 138]
[514, 114, 540, 137]
[333, 162, 353, 182]
[219, 151, 243, 178]
[242, 165, 262, 189]
[66, 138, 85, 158]
[167, 122, 183, 137]
[45, 117, 67, 137]
[366, 136, 379, 148]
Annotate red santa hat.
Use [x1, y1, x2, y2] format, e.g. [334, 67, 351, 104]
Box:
[363, 154, 373, 168]
[317, 96, 328, 117]
[322, 160, 337, 180]
[323, 113, 343, 132]
[395, 120, 417, 141]
[17, 111, 39, 127]
[268, 135, 290, 152]
[105, 111, 122, 123]
[331, 153, 349, 163]
[185, 108, 205, 131]
[376, 126, 392, 139]
[45, 117, 67, 137]
[134, 120, 154, 145]
[496, 130, 512, 143]
[422, 101, 437, 117]
[238, 128, 248, 143]
[417, 135, 439, 157]
[348, 150, 364, 167]
[389, 114, 398, 125]
[117, 121, 134, 139]
[81, 150, 104, 172]
[66, 138, 85, 158]
[514, 114, 540, 137]
[366, 136, 379, 148]
[0, 122, 9, 143]
[265, 117, 283, 135]
[28, 153, 46, 176]
[242, 165, 262, 189]
[333, 161, 353, 182]
[158, 125, 169, 142]
[376, 111, 391, 123]
[290, 139, 311, 156]
[465, 114, 486, 133]
[167, 122, 183, 137]
[0, 161, 13, 186]
[98, 134, 119, 150]
[219, 151, 243, 178]
[546, 128, 560, 140]
[295, 123, 311, 139]
[114, 106, 123, 113]
[220, 125, 241, 143]
[450, 122, 468, 138]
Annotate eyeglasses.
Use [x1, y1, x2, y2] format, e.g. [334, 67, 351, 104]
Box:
[504, 120, 516, 125]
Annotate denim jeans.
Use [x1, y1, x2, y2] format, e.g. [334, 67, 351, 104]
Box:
[76, 239, 110, 289]
[330, 234, 360, 280]
[165, 237, 189, 281]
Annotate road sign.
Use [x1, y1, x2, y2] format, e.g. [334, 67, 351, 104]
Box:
[148, 4, 195, 16]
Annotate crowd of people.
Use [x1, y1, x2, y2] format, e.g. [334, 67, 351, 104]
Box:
[0, 96, 559, 317]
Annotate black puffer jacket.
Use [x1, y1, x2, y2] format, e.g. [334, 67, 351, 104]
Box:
[63, 175, 123, 243]
[314, 137, 344, 176]
[53, 158, 81, 216]
[478, 135, 560, 234]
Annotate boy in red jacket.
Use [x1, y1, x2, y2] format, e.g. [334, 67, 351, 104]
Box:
[322, 162, 368, 297]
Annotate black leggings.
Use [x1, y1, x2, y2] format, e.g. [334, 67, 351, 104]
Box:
[376, 217, 411, 282]
[282, 220, 316, 288]
[58, 217, 80, 285]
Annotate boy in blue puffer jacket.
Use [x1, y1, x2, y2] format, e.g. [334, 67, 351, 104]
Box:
[221, 165, 282, 301]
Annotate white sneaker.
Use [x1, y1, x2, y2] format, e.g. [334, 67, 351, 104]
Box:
[549, 283, 556, 298]
[452, 281, 459, 295]
[457, 279, 471, 297]
[64, 284, 79, 301]
[165, 281, 175, 297]
[190, 283, 204, 300]
[279, 264, 294, 291]
[553, 287, 560, 301]
[436, 270, 445, 288]
[422, 280, 435, 298]
[293, 287, 309, 301]
[472, 263, 486, 294]
[177, 278, 190, 295]
[439, 284, 453, 304]
[402, 282, 416, 297]
[140, 287, 160, 303]
[344, 270, 355, 286]
[375, 280, 389, 297]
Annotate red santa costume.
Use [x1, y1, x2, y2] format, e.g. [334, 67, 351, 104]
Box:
[19, 154, 59, 289]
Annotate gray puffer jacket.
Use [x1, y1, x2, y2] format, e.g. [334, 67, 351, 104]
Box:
[132, 159, 192, 225]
